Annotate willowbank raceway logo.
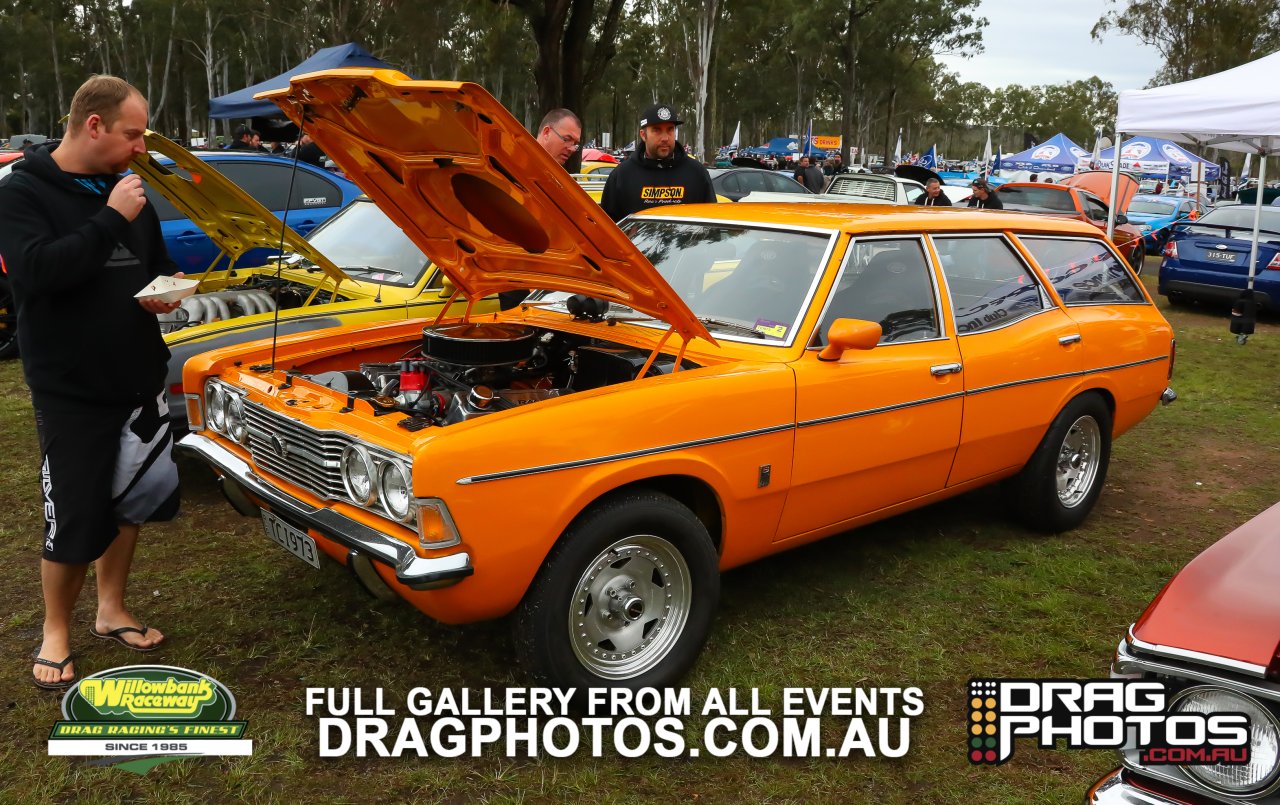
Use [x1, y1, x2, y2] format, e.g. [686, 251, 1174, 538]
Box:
[967, 679, 1250, 766]
[48, 665, 252, 773]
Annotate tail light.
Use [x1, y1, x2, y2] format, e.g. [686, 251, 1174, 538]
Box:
[1162, 241, 1178, 259]
[1168, 338, 1176, 380]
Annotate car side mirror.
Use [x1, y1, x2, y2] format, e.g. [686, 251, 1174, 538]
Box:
[1114, 213, 1129, 225]
[818, 318, 882, 362]
[437, 276, 458, 299]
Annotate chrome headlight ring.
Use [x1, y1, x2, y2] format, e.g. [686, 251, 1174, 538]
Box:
[379, 461, 414, 523]
[341, 444, 378, 507]
[1170, 685, 1280, 796]
[205, 380, 229, 434]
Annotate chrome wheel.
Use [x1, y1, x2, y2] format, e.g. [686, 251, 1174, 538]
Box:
[568, 534, 692, 680]
[1056, 415, 1102, 508]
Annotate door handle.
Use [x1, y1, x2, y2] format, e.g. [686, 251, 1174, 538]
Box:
[930, 363, 962, 376]
[1059, 334, 1082, 346]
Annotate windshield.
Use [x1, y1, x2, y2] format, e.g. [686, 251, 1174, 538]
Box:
[306, 199, 430, 286]
[534, 220, 833, 344]
[1128, 200, 1176, 215]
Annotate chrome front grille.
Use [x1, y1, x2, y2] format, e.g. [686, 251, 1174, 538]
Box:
[243, 402, 352, 501]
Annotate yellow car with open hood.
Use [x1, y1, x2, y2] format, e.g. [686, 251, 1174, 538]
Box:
[177, 69, 1176, 690]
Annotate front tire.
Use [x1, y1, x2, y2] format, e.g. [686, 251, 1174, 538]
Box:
[513, 490, 719, 690]
[1008, 392, 1113, 533]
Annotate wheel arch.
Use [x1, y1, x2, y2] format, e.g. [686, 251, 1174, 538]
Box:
[571, 474, 725, 555]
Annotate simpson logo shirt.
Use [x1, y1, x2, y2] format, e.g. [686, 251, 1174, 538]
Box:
[600, 142, 717, 222]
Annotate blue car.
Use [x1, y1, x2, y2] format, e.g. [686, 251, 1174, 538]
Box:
[141, 152, 362, 274]
[1125, 194, 1197, 251]
[1158, 204, 1280, 309]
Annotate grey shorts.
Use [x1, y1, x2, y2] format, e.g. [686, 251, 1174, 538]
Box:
[35, 391, 180, 563]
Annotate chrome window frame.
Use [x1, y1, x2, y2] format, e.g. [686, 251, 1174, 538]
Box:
[927, 231, 1053, 336]
[806, 233, 950, 349]
[1016, 233, 1149, 307]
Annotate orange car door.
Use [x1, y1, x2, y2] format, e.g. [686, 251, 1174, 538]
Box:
[777, 236, 963, 541]
[1016, 234, 1172, 435]
[931, 234, 1087, 487]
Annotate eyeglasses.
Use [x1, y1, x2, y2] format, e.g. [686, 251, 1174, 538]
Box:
[548, 124, 581, 151]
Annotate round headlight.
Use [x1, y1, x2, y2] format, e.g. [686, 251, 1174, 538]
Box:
[206, 384, 228, 433]
[1172, 686, 1280, 794]
[341, 445, 377, 506]
[226, 395, 247, 444]
[379, 462, 413, 522]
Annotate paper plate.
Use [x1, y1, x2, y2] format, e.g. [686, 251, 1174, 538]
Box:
[135, 276, 199, 304]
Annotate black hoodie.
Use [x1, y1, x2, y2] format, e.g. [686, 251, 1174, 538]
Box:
[0, 142, 174, 410]
[599, 141, 717, 222]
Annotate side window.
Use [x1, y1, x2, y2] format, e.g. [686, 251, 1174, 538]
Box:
[288, 170, 340, 209]
[718, 172, 742, 195]
[903, 184, 925, 204]
[214, 160, 292, 211]
[1019, 236, 1145, 305]
[819, 238, 940, 344]
[766, 172, 806, 193]
[933, 236, 1045, 334]
[1081, 194, 1108, 221]
[736, 171, 770, 194]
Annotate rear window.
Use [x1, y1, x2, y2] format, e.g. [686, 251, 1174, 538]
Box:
[1019, 236, 1145, 305]
[1129, 200, 1176, 215]
[996, 185, 1075, 212]
[1188, 205, 1280, 234]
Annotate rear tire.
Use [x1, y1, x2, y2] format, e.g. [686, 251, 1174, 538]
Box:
[513, 490, 719, 691]
[0, 275, 18, 360]
[1128, 242, 1145, 275]
[1008, 392, 1112, 533]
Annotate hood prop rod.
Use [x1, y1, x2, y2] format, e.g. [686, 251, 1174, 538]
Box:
[267, 114, 308, 375]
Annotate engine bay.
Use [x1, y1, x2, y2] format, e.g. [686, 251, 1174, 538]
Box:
[158, 275, 349, 334]
[300, 322, 697, 430]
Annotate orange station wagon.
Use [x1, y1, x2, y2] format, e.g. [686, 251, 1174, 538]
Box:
[178, 70, 1177, 689]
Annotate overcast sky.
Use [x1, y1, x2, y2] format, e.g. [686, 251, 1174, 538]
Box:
[934, 0, 1165, 90]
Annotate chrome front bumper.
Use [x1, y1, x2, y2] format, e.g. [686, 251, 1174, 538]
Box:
[1161, 387, 1178, 405]
[177, 433, 472, 591]
[1086, 770, 1193, 805]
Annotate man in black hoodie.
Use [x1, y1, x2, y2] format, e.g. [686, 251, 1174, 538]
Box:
[0, 75, 182, 690]
[600, 104, 717, 222]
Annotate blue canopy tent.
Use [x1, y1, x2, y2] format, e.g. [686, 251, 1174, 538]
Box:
[1097, 136, 1220, 181]
[998, 133, 1090, 175]
[745, 137, 829, 160]
[209, 43, 392, 119]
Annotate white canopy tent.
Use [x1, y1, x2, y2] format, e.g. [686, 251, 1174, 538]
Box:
[1106, 50, 1280, 334]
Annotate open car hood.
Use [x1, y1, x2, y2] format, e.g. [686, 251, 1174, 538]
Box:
[894, 164, 942, 187]
[132, 132, 347, 283]
[1060, 170, 1139, 212]
[258, 69, 711, 342]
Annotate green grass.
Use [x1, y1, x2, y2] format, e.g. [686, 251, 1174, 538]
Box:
[0, 273, 1277, 803]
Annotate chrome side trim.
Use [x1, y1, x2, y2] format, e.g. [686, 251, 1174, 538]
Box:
[966, 354, 1169, 396]
[456, 422, 795, 485]
[178, 433, 472, 590]
[797, 391, 964, 428]
[1127, 625, 1269, 679]
[456, 354, 1169, 485]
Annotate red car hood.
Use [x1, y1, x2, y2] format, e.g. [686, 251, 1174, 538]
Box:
[1133, 501, 1280, 670]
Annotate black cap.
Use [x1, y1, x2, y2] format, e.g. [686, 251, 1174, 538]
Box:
[639, 103, 683, 128]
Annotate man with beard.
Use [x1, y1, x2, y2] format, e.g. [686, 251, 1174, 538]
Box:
[0, 75, 182, 690]
[600, 103, 716, 222]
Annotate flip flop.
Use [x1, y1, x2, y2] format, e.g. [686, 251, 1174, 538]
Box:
[90, 625, 164, 652]
[32, 653, 76, 691]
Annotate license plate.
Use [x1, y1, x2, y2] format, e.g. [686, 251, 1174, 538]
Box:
[260, 510, 321, 569]
[1205, 250, 1236, 263]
